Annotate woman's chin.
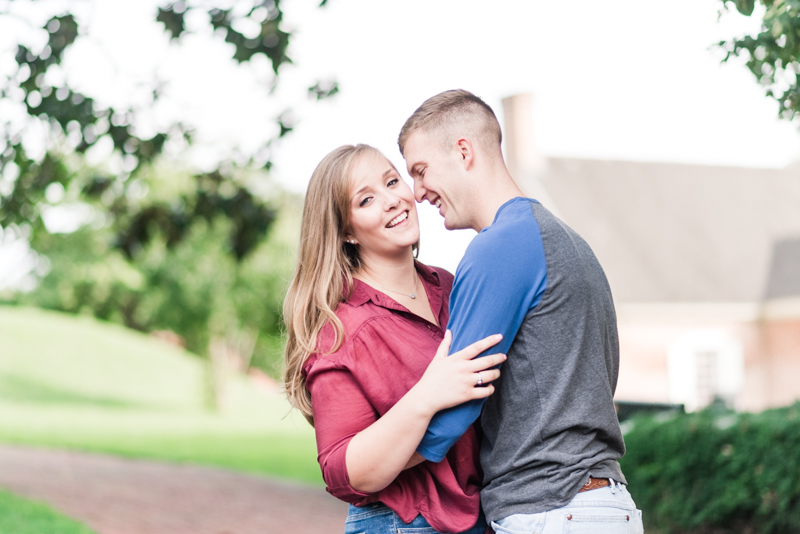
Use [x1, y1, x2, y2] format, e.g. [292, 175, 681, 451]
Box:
[384, 227, 419, 248]
[362, 242, 418, 260]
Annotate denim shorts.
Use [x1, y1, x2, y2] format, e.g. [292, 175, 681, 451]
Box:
[344, 502, 487, 534]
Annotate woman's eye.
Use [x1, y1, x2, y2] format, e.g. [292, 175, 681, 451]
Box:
[387, 178, 399, 187]
[359, 197, 372, 207]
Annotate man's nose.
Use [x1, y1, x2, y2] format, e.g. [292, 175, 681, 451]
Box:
[413, 180, 426, 203]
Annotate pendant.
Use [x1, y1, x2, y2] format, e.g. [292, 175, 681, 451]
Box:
[410, 294, 416, 299]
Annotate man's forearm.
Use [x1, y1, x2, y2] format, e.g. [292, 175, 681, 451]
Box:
[416, 398, 485, 462]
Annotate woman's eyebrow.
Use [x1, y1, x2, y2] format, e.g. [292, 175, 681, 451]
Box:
[352, 168, 396, 199]
[352, 184, 369, 198]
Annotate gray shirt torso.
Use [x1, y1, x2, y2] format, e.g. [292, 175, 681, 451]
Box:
[479, 200, 626, 521]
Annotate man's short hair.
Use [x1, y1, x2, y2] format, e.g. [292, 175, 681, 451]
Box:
[398, 89, 502, 157]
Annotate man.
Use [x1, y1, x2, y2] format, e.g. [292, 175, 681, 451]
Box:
[398, 90, 643, 533]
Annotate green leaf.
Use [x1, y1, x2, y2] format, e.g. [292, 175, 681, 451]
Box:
[308, 80, 339, 100]
[735, 0, 755, 16]
[156, 5, 187, 41]
[46, 15, 79, 60]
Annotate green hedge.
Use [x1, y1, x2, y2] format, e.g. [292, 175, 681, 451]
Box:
[620, 402, 800, 533]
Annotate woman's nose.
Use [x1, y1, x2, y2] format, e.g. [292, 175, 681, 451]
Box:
[385, 192, 401, 210]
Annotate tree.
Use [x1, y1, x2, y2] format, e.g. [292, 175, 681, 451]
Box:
[18, 182, 302, 408]
[0, 0, 335, 408]
[0, 0, 335, 259]
[718, 0, 800, 122]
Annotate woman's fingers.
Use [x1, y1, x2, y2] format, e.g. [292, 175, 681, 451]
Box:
[451, 333, 502, 360]
[473, 368, 501, 385]
[467, 352, 507, 372]
[434, 329, 453, 358]
[471, 383, 495, 399]
[415, 332, 505, 412]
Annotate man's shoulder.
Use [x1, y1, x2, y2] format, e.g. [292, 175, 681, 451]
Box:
[462, 198, 543, 263]
[450, 201, 549, 298]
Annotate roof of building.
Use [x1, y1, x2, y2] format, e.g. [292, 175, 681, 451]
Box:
[518, 158, 800, 303]
[765, 236, 800, 300]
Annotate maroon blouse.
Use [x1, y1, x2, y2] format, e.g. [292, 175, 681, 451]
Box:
[304, 262, 482, 533]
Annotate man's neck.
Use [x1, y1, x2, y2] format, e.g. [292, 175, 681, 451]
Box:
[472, 169, 525, 232]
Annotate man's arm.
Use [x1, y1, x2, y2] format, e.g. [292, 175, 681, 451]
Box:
[403, 451, 426, 470]
[416, 211, 548, 462]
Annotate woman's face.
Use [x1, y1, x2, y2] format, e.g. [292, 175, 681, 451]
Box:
[347, 151, 420, 261]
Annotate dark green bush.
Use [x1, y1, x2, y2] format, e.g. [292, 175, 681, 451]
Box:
[620, 402, 800, 533]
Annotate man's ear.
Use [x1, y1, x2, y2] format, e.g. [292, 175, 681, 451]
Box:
[455, 138, 474, 170]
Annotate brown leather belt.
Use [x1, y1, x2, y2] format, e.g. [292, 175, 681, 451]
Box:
[579, 477, 611, 492]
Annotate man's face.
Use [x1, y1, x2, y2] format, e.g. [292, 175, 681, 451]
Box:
[404, 130, 471, 231]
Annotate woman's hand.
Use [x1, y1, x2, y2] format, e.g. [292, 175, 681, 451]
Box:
[410, 330, 505, 417]
[345, 331, 504, 494]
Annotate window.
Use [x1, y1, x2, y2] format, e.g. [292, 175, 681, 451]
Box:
[667, 330, 744, 412]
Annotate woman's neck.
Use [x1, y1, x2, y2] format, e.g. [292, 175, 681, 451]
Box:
[356, 249, 437, 326]
[356, 251, 417, 290]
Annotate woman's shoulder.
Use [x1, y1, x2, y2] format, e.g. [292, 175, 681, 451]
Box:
[305, 307, 392, 373]
[433, 265, 454, 289]
[417, 262, 454, 291]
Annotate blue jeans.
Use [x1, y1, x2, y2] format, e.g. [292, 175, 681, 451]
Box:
[344, 502, 487, 534]
[491, 482, 644, 534]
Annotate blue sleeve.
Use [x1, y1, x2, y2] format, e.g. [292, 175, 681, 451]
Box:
[416, 207, 548, 462]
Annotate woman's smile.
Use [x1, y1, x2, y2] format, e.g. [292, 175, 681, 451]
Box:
[386, 210, 409, 228]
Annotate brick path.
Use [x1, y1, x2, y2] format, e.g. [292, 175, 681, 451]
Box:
[0, 444, 347, 534]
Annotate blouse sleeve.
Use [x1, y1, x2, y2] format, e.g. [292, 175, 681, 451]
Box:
[306, 355, 377, 503]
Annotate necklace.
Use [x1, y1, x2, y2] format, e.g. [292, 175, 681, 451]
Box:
[360, 270, 418, 299]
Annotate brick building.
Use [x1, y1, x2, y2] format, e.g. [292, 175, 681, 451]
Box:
[502, 93, 800, 412]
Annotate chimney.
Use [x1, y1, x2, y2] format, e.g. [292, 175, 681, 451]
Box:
[502, 94, 543, 178]
[501, 93, 560, 216]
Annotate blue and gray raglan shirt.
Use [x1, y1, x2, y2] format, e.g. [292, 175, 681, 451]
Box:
[417, 197, 626, 523]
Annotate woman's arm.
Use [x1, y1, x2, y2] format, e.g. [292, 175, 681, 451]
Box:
[344, 331, 505, 494]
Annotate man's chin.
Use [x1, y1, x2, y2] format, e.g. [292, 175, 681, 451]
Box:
[442, 215, 471, 232]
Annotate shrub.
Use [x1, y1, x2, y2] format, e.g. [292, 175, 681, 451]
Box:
[620, 402, 800, 533]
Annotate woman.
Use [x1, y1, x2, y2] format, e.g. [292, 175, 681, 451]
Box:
[283, 144, 504, 534]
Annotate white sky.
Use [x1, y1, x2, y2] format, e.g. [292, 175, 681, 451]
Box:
[1, 0, 799, 275]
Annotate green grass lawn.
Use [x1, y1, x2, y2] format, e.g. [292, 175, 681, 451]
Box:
[0, 306, 321, 484]
[0, 490, 97, 534]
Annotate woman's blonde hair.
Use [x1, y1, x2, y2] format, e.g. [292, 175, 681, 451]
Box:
[283, 144, 381, 425]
